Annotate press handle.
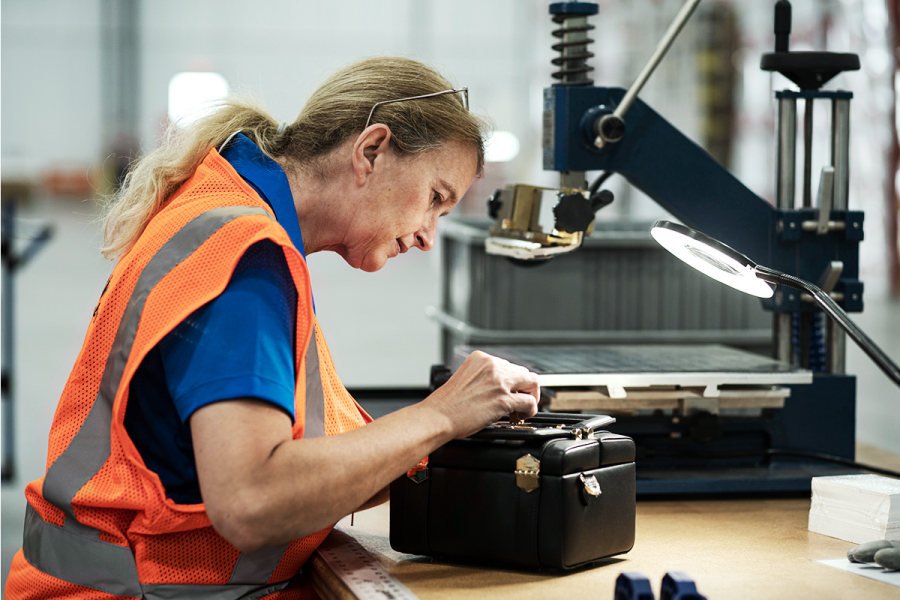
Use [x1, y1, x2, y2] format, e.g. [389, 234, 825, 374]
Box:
[594, 0, 702, 147]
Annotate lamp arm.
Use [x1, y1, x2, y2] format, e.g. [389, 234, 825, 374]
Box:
[755, 265, 900, 387]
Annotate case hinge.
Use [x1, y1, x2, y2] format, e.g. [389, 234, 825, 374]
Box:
[573, 426, 596, 440]
[515, 454, 541, 492]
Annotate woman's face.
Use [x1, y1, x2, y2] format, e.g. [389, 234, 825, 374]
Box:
[339, 140, 478, 272]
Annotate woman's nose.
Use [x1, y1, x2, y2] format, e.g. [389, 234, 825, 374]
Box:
[414, 218, 437, 251]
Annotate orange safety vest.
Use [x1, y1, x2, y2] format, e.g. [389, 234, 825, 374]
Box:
[5, 148, 370, 599]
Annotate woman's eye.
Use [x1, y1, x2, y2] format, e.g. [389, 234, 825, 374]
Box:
[432, 192, 443, 205]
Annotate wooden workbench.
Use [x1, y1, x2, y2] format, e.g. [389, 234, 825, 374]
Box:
[319, 443, 900, 599]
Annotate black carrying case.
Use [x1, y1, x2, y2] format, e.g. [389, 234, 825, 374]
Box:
[390, 413, 636, 570]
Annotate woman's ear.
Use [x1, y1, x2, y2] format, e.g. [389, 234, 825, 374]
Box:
[352, 124, 393, 185]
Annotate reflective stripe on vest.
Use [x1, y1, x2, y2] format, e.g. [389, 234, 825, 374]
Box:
[303, 332, 326, 439]
[26, 205, 326, 597]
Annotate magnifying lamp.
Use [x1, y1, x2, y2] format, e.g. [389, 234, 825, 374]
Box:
[650, 220, 900, 387]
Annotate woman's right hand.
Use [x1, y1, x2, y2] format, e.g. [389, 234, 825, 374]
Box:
[423, 351, 540, 439]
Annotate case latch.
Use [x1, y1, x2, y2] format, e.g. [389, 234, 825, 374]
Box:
[580, 473, 602, 498]
[515, 454, 541, 492]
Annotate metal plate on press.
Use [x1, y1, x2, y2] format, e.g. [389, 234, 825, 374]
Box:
[452, 344, 812, 391]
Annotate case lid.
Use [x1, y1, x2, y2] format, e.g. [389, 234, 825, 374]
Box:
[430, 413, 634, 476]
[470, 412, 615, 440]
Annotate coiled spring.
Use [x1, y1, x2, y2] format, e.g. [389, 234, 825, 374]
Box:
[792, 312, 827, 372]
[551, 15, 595, 86]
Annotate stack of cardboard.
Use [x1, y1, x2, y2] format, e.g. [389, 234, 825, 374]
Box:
[808, 474, 900, 544]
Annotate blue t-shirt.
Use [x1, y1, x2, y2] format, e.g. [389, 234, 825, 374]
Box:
[124, 134, 304, 504]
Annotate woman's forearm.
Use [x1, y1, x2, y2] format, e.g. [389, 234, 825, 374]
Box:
[192, 351, 539, 552]
[193, 399, 452, 551]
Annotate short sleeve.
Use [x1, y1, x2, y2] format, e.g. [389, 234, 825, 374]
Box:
[159, 239, 298, 423]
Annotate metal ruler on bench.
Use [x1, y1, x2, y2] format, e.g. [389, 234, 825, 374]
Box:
[310, 526, 419, 600]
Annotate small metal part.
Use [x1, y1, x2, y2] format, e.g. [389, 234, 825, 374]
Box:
[509, 411, 522, 425]
[823, 259, 848, 374]
[593, 114, 626, 148]
[776, 313, 793, 363]
[776, 96, 797, 210]
[803, 98, 814, 207]
[816, 261, 843, 294]
[515, 454, 541, 492]
[559, 170, 586, 190]
[831, 98, 851, 210]
[816, 166, 834, 234]
[549, 4, 597, 86]
[580, 473, 601, 497]
[487, 422, 538, 431]
[800, 220, 845, 232]
[800, 291, 844, 303]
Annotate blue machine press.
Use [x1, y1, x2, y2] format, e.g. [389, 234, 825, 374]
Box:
[479, 0, 868, 494]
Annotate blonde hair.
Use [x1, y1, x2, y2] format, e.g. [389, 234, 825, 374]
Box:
[101, 57, 487, 260]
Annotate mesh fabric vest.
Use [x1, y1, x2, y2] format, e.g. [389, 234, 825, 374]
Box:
[5, 148, 370, 599]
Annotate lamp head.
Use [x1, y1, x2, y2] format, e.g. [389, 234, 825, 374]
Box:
[650, 220, 775, 299]
[651, 221, 900, 388]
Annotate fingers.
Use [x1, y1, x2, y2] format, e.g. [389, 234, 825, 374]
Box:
[499, 356, 540, 419]
[509, 391, 539, 420]
[429, 351, 542, 438]
[513, 377, 540, 411]
[470, 350, 540, 418]
[469, 350, 539, 392]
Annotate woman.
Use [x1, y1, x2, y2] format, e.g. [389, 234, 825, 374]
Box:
[6, 57, 539, 598]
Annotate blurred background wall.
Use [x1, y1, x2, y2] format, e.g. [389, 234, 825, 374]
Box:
[2, 0, 898, 589]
